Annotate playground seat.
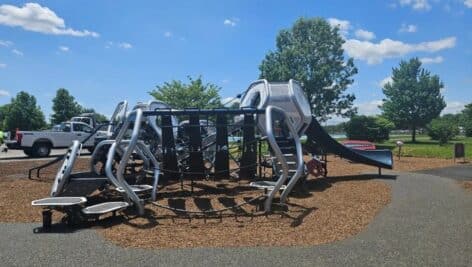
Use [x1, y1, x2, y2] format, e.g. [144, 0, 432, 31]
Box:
[82, 201, 129, 215]
[32, 197, 87, 207]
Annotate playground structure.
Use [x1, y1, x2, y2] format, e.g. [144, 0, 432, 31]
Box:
[31, 79, 393, 228]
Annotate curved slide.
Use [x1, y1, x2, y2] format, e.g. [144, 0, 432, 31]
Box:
[305, 117, 393, 169]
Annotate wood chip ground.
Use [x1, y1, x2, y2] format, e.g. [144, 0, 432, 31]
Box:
[0, 155, 464, 248]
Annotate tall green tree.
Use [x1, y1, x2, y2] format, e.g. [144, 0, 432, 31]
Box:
[380, 58, 446, 142]
[461, 103, 472, 137]
[3, 91, 46, 131]
[259, 17, 358, 122]
[149, 76, 222, 109]
[0, 104, 11, 129]
[51, 88, 82, 124]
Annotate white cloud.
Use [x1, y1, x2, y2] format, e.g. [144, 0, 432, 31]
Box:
[164, 31, 172, 38]
[399, 24, 417, 33]
[11, 48, 23, 56]
[379, 76, 393, 88]
[0, 63, 6, 68]
[0, 89, 9, 97]
[399, 0, 431, 11]
[118, 42, 132, 49]
[354, 29, 375, 41]
[0, 40, 12, 47]
[420, 56, 444, 64]
[223, 18, 239, 27]
[356, 100, 383, 116]
[0, 3, 99, 37]
[442, 101, 465, 114]
[59, 46, 69, 52]
[464, 0, 472, 8]
[327, 18, 351, 36]
[343, 36, 456, 64]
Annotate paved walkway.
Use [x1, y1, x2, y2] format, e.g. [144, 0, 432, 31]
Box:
[0, 170, 471, 266]
[417, 163, 472, 181]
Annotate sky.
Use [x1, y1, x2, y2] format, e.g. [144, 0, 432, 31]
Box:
[0, 0, 471, 125]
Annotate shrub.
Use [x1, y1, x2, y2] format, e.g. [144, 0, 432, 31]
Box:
[344, 115, 394, 142]
[427, 118, 459, 144]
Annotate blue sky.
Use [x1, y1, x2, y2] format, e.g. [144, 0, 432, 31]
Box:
[0, 0, 471, 124]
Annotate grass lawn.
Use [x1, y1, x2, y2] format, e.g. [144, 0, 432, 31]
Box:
[376, 135, 472, 159]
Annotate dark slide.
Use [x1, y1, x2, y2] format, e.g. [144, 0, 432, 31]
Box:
[305, 117, 393, 169]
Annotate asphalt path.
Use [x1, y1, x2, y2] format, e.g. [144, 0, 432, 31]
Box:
[0, 169, 471, 266]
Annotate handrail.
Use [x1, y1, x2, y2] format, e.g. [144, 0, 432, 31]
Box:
[263, 106, 289, 212]
[135, 141, 160, 201]
[263, 105, 304, 211]
[279, 119, 304, 204]
[107, 100, 128, 137]
[114, 109, 145, 215]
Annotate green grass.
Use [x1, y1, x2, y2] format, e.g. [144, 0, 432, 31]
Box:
[375, 135, 472, 159]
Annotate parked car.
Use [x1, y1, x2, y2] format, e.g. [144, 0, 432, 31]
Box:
[7, 121, 104, 157]
[341, 140, 376, 150]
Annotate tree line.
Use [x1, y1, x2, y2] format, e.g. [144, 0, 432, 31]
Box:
[0, 88, 107, 133]
[1, 17, 469, 143]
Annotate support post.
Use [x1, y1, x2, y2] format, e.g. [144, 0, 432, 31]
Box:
[215, 114, 229, 179]
[162, 115, 179, 181]
[240, 114, 257, 179]
[187, 115, 204, 180]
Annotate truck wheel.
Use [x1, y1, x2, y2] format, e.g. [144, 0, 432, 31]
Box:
[33, 143, 51, 157]
[23, 148, 33, 157]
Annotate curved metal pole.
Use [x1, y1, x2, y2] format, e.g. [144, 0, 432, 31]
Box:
[136, 141, 160, 201]
[279, 118, 304, 204]
[104, 109, 145, 215]
[115, 109, 145, 215]
[107, 100, 128, 137]
[90, 139, 116, 175]
[264, 105, 305, 209]
[264, 106, 289, 212]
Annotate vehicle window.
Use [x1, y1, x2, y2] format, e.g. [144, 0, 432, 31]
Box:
[73, 123, 84, 132]
[83, 125, 92, 133]
[62, 123, 71, 132]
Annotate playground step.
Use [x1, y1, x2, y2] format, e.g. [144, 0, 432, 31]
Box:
[82, 201, 130, 215]
[249, 181, 287, 190]
[114, 184, 153, 193]
[32, 197, 87, 207]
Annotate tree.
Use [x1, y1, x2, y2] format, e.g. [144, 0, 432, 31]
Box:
[0, 104, 11, 129]
[51, 88, 82, 124]
[461, 103, 472, 137]
[380, 58, 446, 142]
[344, 115, 394, 142]
[149, 76, 222, 109]
[3, 91, 46, 132]
[259, 17, 358, 122]
[80, 107, 108, 123]
[427, 117, 459, 145]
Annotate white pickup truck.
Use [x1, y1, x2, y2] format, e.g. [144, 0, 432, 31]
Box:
[8, 121, 102, 157]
